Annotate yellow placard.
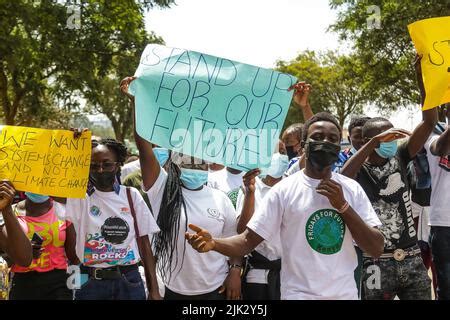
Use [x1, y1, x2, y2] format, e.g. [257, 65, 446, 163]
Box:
[408, 16, 450, 110]
[0, 126, 91, 198]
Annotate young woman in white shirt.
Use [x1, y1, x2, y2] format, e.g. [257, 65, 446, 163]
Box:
[120, 76, 242, 300]
[63, 137, 161, 300]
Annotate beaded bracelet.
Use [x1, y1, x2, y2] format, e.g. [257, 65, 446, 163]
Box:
[338, 201, 350, 213]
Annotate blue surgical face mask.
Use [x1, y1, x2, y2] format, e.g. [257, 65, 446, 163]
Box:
[180, 168, 209, 190]
[261, 153, 289, 179]
[153, 147, 169, 167]
[25, 192, 50, 203]
[375, 141, 398, 159]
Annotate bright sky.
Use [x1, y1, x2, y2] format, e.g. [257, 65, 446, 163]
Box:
[144, 0, 421, 130]
[145, 0, 340, 68]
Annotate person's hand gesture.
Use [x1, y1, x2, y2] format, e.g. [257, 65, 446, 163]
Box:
[242, 169, 260, 194]
[185, 224, 215, 253]
[0, 180, 15, 211]
[316, 179, 347, 211]
[289, 81, 312, 108]
[120, 76, 137, 101]
[374, 128, 411, 144]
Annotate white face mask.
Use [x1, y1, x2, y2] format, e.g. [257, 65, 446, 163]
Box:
[260, 153, 290, 179]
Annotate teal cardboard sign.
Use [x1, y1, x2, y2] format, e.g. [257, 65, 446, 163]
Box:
[131, 44, 296, 171]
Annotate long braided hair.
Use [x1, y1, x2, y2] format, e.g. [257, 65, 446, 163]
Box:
[152, 152, 188, 283]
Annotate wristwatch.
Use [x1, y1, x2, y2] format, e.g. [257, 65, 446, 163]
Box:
[229, 264, 243, 277]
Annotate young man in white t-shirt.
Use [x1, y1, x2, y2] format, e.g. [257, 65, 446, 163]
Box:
[424, 105, 450, 300]
[186, 112, 384, 300]
[208, 167, 245, 208]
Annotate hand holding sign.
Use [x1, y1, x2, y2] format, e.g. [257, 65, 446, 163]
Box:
[0, 180, 15, 211]
[120, 76, 136, 102]
[408, 16, 450, 110]
[70, 127, 89, 140]
[289, 81, 312, 108]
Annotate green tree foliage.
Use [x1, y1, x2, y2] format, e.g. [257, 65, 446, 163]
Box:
[329, 0, 450, 112]
[278, 50, 372, 129]
[0, 0, 172, 134]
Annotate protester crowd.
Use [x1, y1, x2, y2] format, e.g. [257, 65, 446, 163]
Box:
[0, 55, 449, 301]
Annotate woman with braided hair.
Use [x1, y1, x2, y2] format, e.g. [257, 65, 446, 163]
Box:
[62, 136, 161, 300]
[120, 76, 242, 300]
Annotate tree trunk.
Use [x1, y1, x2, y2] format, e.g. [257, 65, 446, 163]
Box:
[0, 67, 14, 125]
[115, 129, 124, 143]
[110, 118, 123, 142]
[5, 112, 15, 125]
[337, 110, 345, 129]
[339, 116, 345, 130]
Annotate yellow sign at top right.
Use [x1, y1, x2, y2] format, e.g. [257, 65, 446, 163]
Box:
[408, 16, 450, 110]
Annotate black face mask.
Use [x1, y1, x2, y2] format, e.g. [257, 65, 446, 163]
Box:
[90, 171, 116, 190]
[286, 146, 298, 160]
[306, 140, 340, 170]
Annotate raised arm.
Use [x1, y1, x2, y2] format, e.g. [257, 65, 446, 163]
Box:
[289, 82, 314, 121]
[120, 76, 160, 190]
[430, 106, 450, 156]
[407, 54, 438, 158]
[407, 108, 438, 158]
[236, 169, 260, 234]
[0, 181, 32, 267]
[185, 224, 263, 258]
[341, 128, 410, 179]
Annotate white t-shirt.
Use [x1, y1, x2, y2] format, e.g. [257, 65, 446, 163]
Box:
[425, 134, 450, 227]
[284, 161, 301, 177]
[121, 160, 141, 179]
[147, 168, 238, 295]
[65, 186, 159, 268]
[208, 168, 244, 193]
[411, 202, 430, 242]
[236, 177, 282, 284]
[247, 170, 381, 300]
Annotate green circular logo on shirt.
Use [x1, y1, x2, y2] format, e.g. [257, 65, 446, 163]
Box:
[305, 209, 345, 255]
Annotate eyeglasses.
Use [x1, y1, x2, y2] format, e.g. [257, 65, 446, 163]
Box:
[90, 162, 118, 172]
